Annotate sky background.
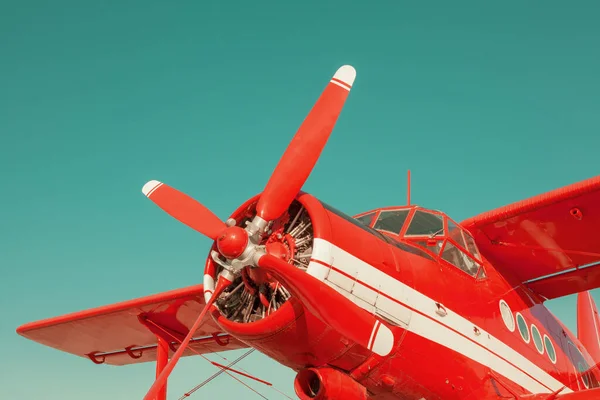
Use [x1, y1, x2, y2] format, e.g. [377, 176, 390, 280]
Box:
[1, 1, 600, 399]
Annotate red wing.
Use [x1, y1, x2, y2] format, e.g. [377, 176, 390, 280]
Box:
[16, 285, 248, 366]
[462, 175, 600, 300]
[532, 387, 600, 399]
[558, 388, 600, 399]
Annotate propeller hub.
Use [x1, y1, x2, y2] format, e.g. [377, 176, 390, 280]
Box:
[217, 226, 249, 259]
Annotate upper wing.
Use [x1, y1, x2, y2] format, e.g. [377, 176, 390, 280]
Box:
[461, 175, 600, 300]
[16, 284, 248, 366]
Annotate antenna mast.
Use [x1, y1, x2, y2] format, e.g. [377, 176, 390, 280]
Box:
[407, 170, 411, 205]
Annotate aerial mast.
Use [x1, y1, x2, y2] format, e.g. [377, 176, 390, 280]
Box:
[407, 170, 411, 205]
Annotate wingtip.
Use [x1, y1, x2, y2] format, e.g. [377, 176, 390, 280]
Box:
[333, 65, 356, 87]
[142, 180, 163, 197]
[15, 324, 27, 336]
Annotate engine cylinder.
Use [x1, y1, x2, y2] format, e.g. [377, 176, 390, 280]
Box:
[294, 367, 368, 400]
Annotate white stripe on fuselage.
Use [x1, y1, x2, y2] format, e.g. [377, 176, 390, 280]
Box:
[305, 238, 572, 395]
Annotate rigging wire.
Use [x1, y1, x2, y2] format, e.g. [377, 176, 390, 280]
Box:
[178, 349, 255, 399]
[180, 346, 295, 400]
[269, 385, 296, 400]
[146, 319, 270, 399]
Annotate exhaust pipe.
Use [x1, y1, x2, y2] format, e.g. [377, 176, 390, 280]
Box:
[294, 367, 368, 400]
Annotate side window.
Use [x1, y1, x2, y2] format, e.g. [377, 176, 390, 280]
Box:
[355, 212, 376, 227]
[463, 230, 482, 261]
[476, 267, 487, 280]
[441, 241, 480, 277]
[405, 211, 444, 236]
[321, 202, 388, 242]
[383, 235, 434, 261]
[447, 220, 467, 248]
[374, 210, 410, 234]
[448, 219, 482, 263]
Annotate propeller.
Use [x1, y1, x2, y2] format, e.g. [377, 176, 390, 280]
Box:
[142, 180, 226, 240]
[256, 65, 356, 222]
[141, 65, 356, 399]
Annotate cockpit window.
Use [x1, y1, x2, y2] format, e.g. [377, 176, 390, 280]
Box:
[447, 220, 467, 249]
[442, 241, 480, 277]
[476, 266, 487, 280]
[405, 211, 444, 236]
[374, 210, 410, 234]
[448, 219, 481, 262]
[355, 212, 376, 227]
[321, 202, 387, 243]
[463, 231, 481, 261]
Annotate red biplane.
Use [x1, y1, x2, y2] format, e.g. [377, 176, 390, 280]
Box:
[17, 65, 600, 399]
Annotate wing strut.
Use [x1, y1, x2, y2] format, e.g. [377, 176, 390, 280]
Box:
[145, 316, 273, 399]
[155, 337, 169, 400]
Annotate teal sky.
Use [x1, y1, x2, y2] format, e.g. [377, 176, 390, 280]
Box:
[2, 1, 600, 398]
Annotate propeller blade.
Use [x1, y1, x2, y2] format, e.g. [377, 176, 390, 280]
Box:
[256, 65, 356, 222]
[142, 180, 226, 240]
[142, 276, 231, 400]
[256, 253, 394, 357]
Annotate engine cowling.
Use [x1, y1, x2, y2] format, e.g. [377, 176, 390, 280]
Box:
[202, 193, 374, 370]
[206, 195, 313, 325]
[294, 367, 368, 400]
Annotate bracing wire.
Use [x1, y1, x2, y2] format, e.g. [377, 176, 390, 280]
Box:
[179, 346, 295, 400]
[187, 339, 295, 399]
[178, 349, 256, 399]
[145, 319, 269, 399]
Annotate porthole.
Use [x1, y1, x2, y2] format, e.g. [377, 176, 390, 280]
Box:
[544, 335, 557, 364]
[499, 300, 515, 332]
[516, 313, 530, 343]
[578, 362, 590, 389]
[531, 324, 544, 354]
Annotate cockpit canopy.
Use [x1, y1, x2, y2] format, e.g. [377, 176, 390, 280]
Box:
[354, 206, 485, 278]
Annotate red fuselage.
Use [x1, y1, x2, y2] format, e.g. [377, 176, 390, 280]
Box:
[206, 193, 600, 399]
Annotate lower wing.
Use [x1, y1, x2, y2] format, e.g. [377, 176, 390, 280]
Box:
[16, 284, 247, 366]
[523, 387, 600, 399]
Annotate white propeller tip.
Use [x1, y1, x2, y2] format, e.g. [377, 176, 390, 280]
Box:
[142, 180, 163, 197]
[333, 65, 356, 87]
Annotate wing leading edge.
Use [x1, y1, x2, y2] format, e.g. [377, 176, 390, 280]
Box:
[16, 285, 248, 366]
[462, 175, 600, 300]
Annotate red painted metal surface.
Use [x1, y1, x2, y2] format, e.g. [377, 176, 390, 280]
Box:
[216, 226, 249, 259]
[257, 253, 393, 357]
[143, 278, 230, 400]
[16, 284, 248, 365]
[15, 64, 600, 400]
[462, 175, 600, 295]
[18, 188, 600, 399]
[528, 264, 600, 300]
[294, 367, 368, 400]
[256, 66, 355, 222]
[143, 181, 226, 240]
[526, 387, 600, 399]
[155, 337, 169, 400]
[577, 292, 600, 366]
